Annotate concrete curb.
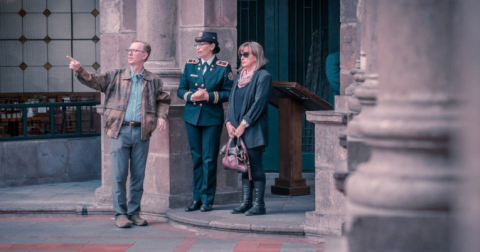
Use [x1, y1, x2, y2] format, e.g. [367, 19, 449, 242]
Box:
[165, 208, 306, 236]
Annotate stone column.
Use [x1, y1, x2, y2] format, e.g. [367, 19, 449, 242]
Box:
[178, 0, 237, 70]
[305, 112, 348, 238]
[452, 1, 480, 252]
[139, 0, 240, 217]
[137, 0, 178, 71]
[345, 0, 378, 174]
[344, 1, 455, 251]
[94, 0, 139, 211]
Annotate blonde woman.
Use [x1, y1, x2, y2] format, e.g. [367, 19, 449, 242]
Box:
[225, 41, 271, 216]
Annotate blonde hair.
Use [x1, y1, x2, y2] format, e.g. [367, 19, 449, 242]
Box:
[238, 41, 268, 71]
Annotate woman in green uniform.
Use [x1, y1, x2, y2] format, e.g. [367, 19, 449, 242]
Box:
[177, 32, 234, 212]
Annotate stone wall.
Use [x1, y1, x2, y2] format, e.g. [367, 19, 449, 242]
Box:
[0, 137, 101, 187]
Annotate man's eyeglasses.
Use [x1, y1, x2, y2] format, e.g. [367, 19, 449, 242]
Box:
[126, 49, 145, 54]
[194, 43, 208, 47]
[238, 52, 250, 58]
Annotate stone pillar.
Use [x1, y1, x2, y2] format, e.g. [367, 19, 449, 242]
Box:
[94, 0, 241, 218]
[452, 1, 480, 252]
[178, 0, 237, 70]
[344, 1, 455, 251]
[339, 0, 359, 96]
[94, 0, 139, 209]
[345, 0, 378, 174]
[137, 0, 178, 71]
[305, 111, 348, 238]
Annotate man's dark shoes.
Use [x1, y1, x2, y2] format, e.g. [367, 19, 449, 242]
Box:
[115, 215, 131, 228]
[129, 214, 148, 226]
[200, 204, 212, 212]
[185, 201, 202, 212]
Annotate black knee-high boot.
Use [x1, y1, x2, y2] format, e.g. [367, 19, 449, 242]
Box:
[245, 180, 266, 216]
[231, 178, 253, 214]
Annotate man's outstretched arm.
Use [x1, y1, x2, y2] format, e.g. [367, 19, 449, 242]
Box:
[67, 55, 109, 92]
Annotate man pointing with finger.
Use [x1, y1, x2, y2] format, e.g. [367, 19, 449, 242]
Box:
[67, 40, 170, 228]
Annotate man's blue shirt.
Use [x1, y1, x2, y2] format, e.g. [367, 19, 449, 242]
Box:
[124, 68, 144, 122]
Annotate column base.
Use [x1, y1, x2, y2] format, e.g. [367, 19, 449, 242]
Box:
[304, 211, 345, 237]
[346, 214, 451, 252]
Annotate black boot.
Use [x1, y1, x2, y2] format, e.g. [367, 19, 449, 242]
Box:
[231, 179, 253, 214]
[245, 181, 266, 216]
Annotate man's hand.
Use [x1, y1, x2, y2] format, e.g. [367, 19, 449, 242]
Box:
[66, 55, 82, 71]
[226, 121, 236, 138]
[157, 118, 167, 132]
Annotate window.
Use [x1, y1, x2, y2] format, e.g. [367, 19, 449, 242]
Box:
[0, 0, 100, 93]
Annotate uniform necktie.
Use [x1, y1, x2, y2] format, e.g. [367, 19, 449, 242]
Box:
[203, 62, 209, 75]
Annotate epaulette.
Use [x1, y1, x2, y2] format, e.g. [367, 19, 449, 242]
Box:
[187, 58, 199, 64]
[216, 60, 229, 67]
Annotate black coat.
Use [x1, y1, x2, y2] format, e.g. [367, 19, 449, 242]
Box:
[226, 69, 272, 149]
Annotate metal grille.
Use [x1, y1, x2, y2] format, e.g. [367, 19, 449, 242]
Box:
[237, 0, 265, 68]
[238, 0, 329, 155]
[288, 0, 329, 153]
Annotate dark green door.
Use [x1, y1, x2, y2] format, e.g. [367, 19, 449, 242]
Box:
[237, 0, 340, 171]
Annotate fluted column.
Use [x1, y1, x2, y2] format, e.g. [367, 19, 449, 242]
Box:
[345, 0, 378, 173]
[137, 0, 178, 71]
[452, 1, 480, 252]
[344, 1, 456, 251]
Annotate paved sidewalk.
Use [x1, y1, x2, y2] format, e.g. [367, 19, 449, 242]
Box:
[0, 215, 323, 252]
[0, 174, 315, 237]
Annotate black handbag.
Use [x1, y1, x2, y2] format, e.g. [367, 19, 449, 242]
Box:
[220, 137, 251, 180]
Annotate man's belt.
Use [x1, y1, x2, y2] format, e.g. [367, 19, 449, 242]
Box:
[122, 121, 141, 127]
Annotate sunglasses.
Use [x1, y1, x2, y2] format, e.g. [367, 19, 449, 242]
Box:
[238, 52, 250, 58]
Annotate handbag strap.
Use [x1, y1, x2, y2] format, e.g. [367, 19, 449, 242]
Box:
[238, 137, 252, 180]
[223, 137, 233, 158]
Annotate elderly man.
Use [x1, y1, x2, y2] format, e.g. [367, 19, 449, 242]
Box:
[67, 39, 170, 228]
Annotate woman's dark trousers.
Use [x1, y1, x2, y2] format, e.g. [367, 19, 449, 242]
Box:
[185, 122, 222, 206]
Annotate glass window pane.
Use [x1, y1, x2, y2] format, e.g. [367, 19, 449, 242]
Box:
[48, 66, 72, 92]
[72, 0, 95, 13]
[95, 40, 100, 63]
[48, 0, 71, 12]
[0, 14, 22, 39]
[72, 40, 95, 66]
[48, 40, 71, 66]
[24, 14, 47, 39]
[95, 16, 99, 36]
[0, 0, 21, 12]
[73, 13, 95, 39]
[24, 41, 47, 66]
[24, 67, 48, 92]
[0, 41, 22, 66]
[48, 13, 71, 39]
[0, 67, 23, 92]
[23, 0, 46, 12]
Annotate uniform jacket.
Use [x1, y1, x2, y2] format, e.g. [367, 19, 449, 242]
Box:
[226, 69, 272, 149]
[75, 66, 171, 140]
[177, 57, 234, 126]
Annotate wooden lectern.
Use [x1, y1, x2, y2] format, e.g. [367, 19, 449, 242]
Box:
[269, 82, 332, 196]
